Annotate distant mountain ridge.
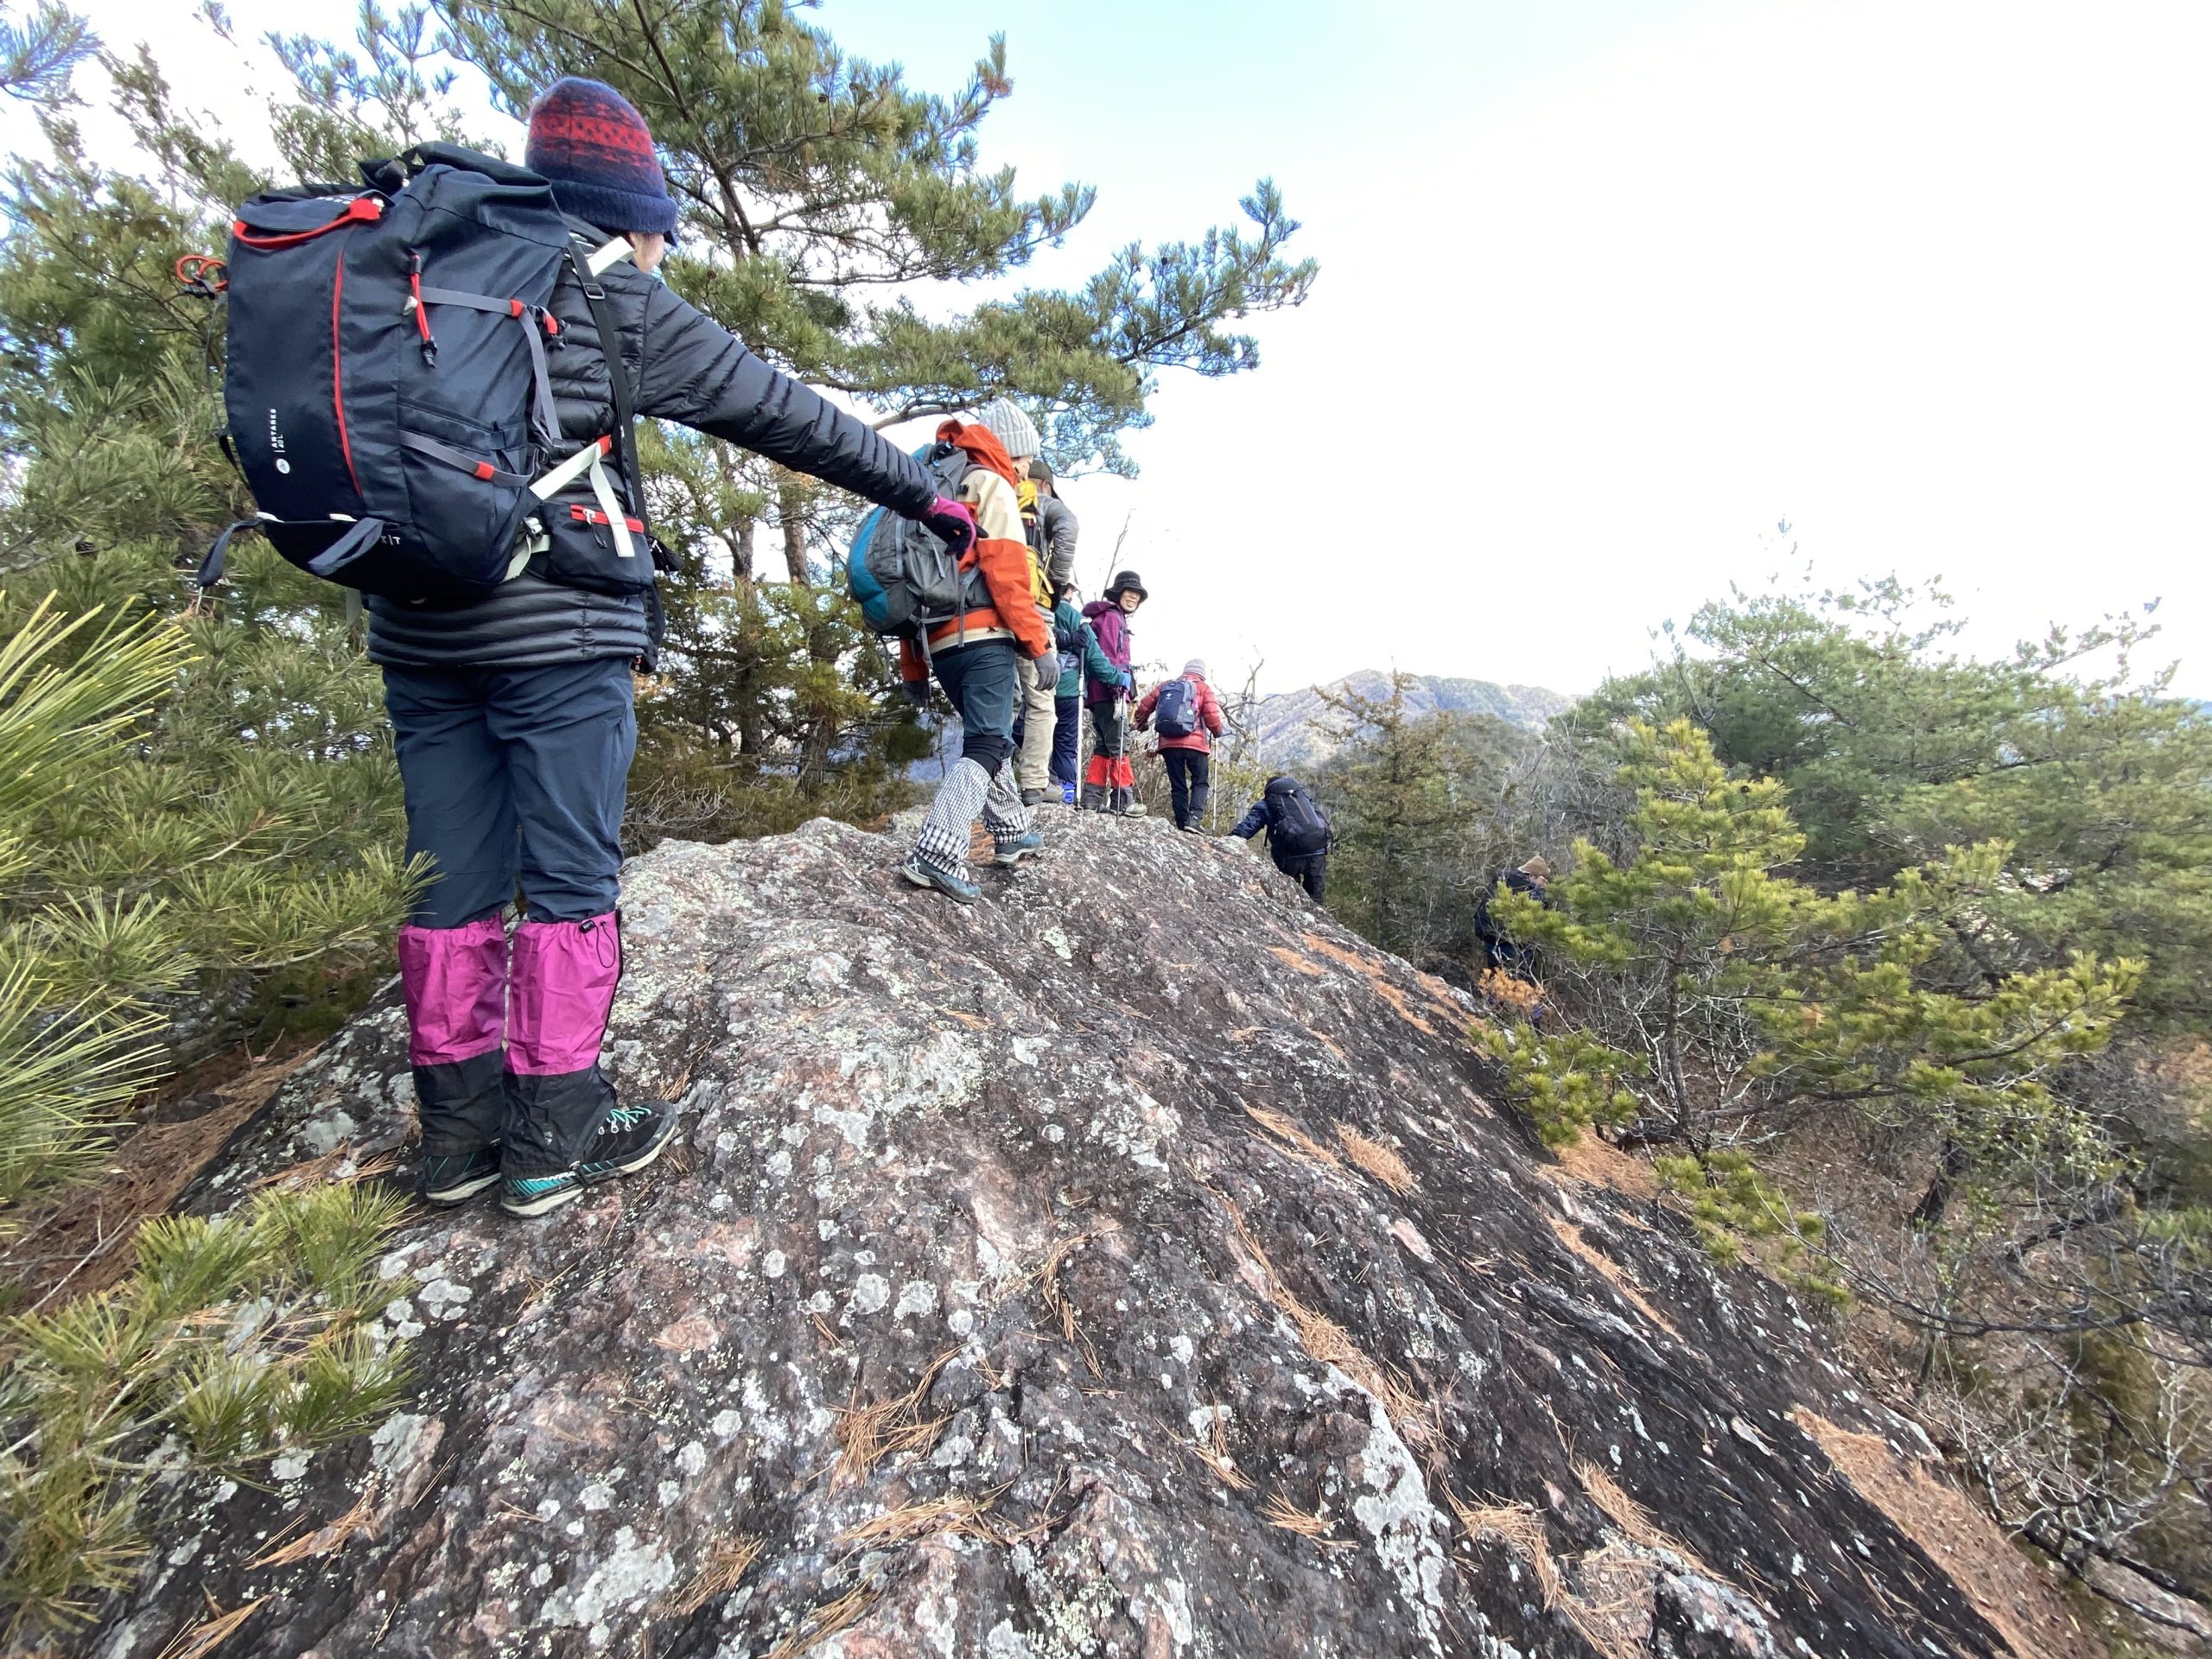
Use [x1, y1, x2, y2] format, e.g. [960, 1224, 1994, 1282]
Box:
[1247, 671, 1573, 768]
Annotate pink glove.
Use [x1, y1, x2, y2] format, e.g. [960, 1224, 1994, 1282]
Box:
[919, 497, 976, 556]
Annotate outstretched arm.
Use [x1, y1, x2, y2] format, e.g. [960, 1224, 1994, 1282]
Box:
[636, 281, 935, 518]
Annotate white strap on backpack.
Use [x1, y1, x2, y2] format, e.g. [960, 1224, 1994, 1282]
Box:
[524, 237, 641, 563]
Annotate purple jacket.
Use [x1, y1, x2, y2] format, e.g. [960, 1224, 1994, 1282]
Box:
[1083, 599, 1133, 705]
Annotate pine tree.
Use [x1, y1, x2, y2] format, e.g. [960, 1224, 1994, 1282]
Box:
[428, 0, 1317, 799]
[0, 41, 419, 1226]
[1490, 718, 2134, 1174]
[1311, 674, 1529, 958]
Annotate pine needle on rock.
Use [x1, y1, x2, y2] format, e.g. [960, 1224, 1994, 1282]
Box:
[1335, 1122, 1416, 1192]
[664, 1533, 762, 1619]
[832, 1351, 954, 1485]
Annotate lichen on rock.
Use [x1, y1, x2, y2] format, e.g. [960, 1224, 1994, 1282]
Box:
[99, 815, 2049, 1657]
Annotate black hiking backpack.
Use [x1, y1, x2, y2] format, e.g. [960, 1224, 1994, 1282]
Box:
[1268, 778, 1332, 855]
[1153, 677, 1198, 739]
[200, 143, 654, 602]
[846, 442, 990, 645]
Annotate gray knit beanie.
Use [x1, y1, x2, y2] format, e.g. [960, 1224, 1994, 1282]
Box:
[974, 397, 1040, 461]
[1183, 658, 1208, 679]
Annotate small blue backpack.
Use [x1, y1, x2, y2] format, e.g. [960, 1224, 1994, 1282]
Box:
[1153, 677, 1199, 738]
[846, 441, 989, 642]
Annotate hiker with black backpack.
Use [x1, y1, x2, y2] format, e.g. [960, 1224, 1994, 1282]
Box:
[203, 79, 978, 1217]
[1133, 659, 1226, 830]
[878, 410, 1058, 902]
[1080, 572, 1146, 814]
[1227, 775, 1333, 903]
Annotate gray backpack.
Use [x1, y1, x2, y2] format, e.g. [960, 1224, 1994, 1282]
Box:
[845, 440, 988, 644]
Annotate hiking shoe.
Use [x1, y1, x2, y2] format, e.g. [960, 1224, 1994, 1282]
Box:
[1020, 788, 1046, 807]
[900, 849, 981, 904]
[1059, 781, 1077, 806]
[993, 831, 1044, 867]
[499, 1102, 677, 1217]
[421, 1144, 500, 1205]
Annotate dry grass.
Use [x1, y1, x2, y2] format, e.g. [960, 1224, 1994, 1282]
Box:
[1446, 1491, 1562, 1608]
[1789, 1408, 2100, 1659]
[1335, 1122, 1416, 1194]
[1246, 1106, 1344, 1173]
[245, 1483, 378, 1567]
[159, 1595, 269, 1659]
[1217, 1188, 1440, 1452]
[1301, 931, 1438, 1033]
[1034, 1229, 1105, 1377]
[252, 1143, 398, 1193]
[835, 1493, 1001, 1550]
[664, 1533, 763, 1619]
[987, 1224, 1117, 1379]
[831, 1351, 954, 1486]
[1262, 1491, 1354, 1551]
[1476, 968, 1545, 1020]
[1446, 1491, 1649, 1659]
[1544, 1133, 1660, 1202]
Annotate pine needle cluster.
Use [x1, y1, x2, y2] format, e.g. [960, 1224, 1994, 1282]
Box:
[0, 1184, 412, 1637]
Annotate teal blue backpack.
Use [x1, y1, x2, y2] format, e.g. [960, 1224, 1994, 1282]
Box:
[846, 441, 987, 642]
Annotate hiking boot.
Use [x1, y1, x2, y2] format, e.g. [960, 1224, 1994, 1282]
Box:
[420, 1144, 500, 1205]
[993, 831, 1044, 867]
[1059, 781, 1077, 806]
[900, 849, 982, 904]
[1111, 789, 1148, 817]
[1020, 788, 1046, 807]
[499, 1100, 677, 1217]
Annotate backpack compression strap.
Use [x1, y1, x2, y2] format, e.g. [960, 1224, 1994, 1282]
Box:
[552, 235, 650, 567]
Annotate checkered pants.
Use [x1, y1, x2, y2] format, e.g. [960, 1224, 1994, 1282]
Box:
[913, 757, 1032, 869]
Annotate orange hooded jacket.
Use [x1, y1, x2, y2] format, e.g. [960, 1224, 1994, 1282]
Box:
[897, 421, 1052, 682]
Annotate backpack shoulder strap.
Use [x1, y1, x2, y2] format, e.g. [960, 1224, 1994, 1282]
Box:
[564, 238, 656, 556]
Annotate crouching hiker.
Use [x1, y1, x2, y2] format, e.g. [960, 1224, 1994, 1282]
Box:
[1227, 774, 1333, 903]
[1133, 659, 1225, 830]
[1081, 572, 1147, 813]
[893, 412, 1058, 902]
[353, 82, 976, 1216]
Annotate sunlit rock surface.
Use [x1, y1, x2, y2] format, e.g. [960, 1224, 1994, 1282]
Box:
[102, 814, 2050, 1658]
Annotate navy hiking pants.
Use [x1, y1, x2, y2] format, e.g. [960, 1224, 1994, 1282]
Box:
[384, 657, 637, 927]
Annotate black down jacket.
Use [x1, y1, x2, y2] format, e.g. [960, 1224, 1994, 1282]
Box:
[367, 218, 938, 671]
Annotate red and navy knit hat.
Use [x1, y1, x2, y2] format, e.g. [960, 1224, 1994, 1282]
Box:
[524, 77, 678, 237]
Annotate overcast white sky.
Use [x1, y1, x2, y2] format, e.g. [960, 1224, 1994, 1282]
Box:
[41, 0, 2212, 696]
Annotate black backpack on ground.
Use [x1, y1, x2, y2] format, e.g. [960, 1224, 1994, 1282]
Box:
[201, 143, 656, 602]
[1153, 677, 1198, 739]
[1268, 778, 1332, 856]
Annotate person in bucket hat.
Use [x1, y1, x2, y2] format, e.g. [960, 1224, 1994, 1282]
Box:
[1080, 572, 1147, 813]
